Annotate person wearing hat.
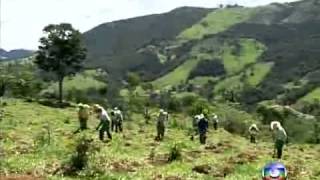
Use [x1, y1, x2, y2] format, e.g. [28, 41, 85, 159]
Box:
[212, 113, 219, 130]
[74, 103, 90, 133]
[156, 109, 168, 141]
[248, 123, 259, 143]
[190, 114, 200, 141]
[198, 113, 209, 144]
[93, 104, 103, 113]
[95, 106, 112, 141]
[270, 121, 287, 159]
[111, 107, 124, 133]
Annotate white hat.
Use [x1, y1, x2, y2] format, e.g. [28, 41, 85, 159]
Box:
[93, 104, 103, 111]
[83, 104, 90, 108]
[114, 107, 118, 110]
[250, 124, 258, 129]
[160, 109, 164, 113]
[212, 113, 218, 119]
[270, 121, 281, 130]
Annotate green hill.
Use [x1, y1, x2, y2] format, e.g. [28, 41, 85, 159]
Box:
[81, 1, 320, 105]
[83, 7, 212, 79]
[178, 8, 256, 40]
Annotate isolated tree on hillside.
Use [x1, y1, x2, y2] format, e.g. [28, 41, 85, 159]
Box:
[35, 23, 86, 103]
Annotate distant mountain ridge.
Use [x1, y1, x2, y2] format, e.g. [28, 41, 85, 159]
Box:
[0, 48, 34, 60]
[83, 7, 213, 74]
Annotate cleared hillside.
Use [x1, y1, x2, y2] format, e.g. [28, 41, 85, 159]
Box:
[1, 99, 319, 179]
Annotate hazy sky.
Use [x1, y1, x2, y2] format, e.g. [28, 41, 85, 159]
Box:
[1, 0, 297, 50]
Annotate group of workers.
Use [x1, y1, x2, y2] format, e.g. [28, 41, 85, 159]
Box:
[76, 103, 288, 159]
[76, 103, 123, 141]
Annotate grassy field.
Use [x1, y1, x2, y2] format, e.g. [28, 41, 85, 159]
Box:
[152, 38, 265, 89]
[221, 39, 265, 75]
[214, 75, 242, 93]
[188, 77, 219, 86]
[178, 8, 256, 40]
[299, 88, 320, 102]
[152, 58, 200, 88]
[1, 99, 319, 179]
[48, 70, 107, 96]
[245, 62, 274, 86]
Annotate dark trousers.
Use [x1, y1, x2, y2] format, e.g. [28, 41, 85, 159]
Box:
[74, 117, 88, 134]
[99, 125, 112, 141]
[275, 140, 285, 159]
[199, 133, 207, 144]
[112, 120, 123, 133]
[115, 121, 123, 133]
[250, 135, 256, 143]
[157, 124, 165, 140]
[213, 122, 218, 130]
[79, 117, 88, 130]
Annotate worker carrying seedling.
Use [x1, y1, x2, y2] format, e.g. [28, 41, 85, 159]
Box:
[95, 105, 112, 141]
[74, 103, 91, 134]
[155, 109, 168, 141]
[248, 123, 259, 143]
[270, 121, 287, 159]
[111, 107, 123, 133]
[198, 114, 209, 144]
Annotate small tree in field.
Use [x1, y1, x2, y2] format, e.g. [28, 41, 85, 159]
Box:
[35, 23, 86, 103]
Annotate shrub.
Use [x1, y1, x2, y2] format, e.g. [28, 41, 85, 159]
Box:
[168, 97, 182, 112]
[283, 117, 317, 143]
[223, 118, 248, 135]
[168, 143, 182, 162]
[188, 59, 226, 80]
[181, 94, 197, 107]
[62, 134, 94, 176]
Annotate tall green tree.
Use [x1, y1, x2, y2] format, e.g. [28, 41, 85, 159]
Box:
[35, 23, 86, 103]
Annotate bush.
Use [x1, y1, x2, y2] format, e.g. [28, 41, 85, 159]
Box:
[167, 97, 182, 112]
[181, 94, 197, 107]
[223, 118, 248, 135]
[188, 59, 226, 80]
[168, 143, 182, 162]
[62, 134, 95, 176]
[283, 117, 317, 143]
[188, 99, 210, 116]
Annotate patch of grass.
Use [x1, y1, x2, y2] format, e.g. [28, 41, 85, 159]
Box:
[299, 88, 320, 102]
[152, 58, 200, 88]
[178, 8, 256, 40]
[246, 62, 274, 86]
[49, 70, 106, 94]
[152, 38, 265, 90]
[222, 39, 265, 75]
[214, 75, 242, 93]
[189, 76, 219, 86]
